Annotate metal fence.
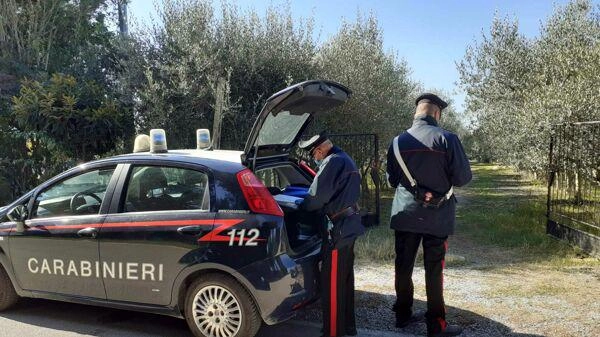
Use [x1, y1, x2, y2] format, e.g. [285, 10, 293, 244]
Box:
[547, 121, 600, 256]
[296, 133, 381, 227]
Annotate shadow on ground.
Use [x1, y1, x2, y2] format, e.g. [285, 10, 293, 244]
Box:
[296, 290, 547, 337]
[1, 298, 299, 337]
[0, 292, 547, 337]
[0, 298, 192, 337]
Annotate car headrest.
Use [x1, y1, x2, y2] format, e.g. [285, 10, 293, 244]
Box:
[138, 167, 168, 198]
[182, 170, 206, 186]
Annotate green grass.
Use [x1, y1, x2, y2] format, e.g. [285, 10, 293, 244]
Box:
[355, 186, 396, 263]
[457, 164, 577, 258]
[355, 163, 596, 266]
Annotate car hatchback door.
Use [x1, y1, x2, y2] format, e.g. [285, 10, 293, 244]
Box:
[242, 80, 351, 169]
[8, 164, 120, 299]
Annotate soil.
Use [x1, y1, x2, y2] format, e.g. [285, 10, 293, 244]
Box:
[295, 173, 600, 337]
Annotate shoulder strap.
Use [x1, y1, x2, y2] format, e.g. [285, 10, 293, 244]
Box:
[392, 136, 454, 200]
[392, 136, 417, 187]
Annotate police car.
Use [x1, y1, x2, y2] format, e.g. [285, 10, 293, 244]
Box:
[0, 80, 351, 337]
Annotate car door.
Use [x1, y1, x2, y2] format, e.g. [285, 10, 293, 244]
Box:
[8, 164, 120, 299]
[99, 162, 215, 306]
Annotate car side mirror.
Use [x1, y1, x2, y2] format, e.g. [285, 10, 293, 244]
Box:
[7, 205, 28, 232]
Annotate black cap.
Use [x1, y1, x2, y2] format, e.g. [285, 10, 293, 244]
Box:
[415, 93, 448, 110]
[298, 132, 329, 154]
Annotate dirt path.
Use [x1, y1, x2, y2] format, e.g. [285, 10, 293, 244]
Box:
[297, 166, 600, 337]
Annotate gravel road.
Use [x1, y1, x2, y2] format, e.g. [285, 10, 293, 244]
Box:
[296, 257, 600, 337]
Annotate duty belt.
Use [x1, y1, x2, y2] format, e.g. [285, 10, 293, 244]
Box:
[328, 204, 360, 222]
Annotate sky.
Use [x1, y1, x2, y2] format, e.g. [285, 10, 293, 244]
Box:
[128, 0, 585, 113]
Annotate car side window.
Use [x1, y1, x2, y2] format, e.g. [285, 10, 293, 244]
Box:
[123, 166, 210, 212]
[31, 167, 116, 219]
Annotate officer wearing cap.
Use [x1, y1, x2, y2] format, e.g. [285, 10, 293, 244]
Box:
[298, 133, 365, 337]
[386, 93, 471, 337]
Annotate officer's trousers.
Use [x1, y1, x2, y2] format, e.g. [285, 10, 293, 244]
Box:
[394, 230, 448, 332]
[321, 240, 356, 337]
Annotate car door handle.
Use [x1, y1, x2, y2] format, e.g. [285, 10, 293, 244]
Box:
[177, 226, 210, 236]
[77, 227, 98, 239]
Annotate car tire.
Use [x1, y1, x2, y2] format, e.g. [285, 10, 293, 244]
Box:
[185, 273, 261, 337]
[0, 264, 19, 311]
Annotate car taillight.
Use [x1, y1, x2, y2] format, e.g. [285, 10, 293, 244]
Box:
[236, 169, 283, 217]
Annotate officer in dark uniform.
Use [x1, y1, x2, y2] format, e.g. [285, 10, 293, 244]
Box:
[299, 133, 365, 337]
[386, 93, 471, 337]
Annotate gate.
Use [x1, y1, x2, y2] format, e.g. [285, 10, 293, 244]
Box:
[297, 133, 381, 227]
[547, 121, 600, 256]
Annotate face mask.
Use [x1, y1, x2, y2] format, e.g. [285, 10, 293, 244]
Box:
[314, 158, 323, 166]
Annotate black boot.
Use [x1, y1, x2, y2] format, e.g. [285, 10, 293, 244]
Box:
[427, 324, 463, 337]
[396, 310, 424, 328]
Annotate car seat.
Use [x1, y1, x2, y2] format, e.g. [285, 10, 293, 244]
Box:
[180, 170, 207, 210]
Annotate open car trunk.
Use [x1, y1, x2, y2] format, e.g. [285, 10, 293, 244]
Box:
[279, 199, 325, 254]
[254, 162, 324, 255]
[244, 80, 351, 254]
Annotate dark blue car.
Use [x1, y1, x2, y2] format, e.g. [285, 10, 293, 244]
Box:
[0, 80, 351, 337]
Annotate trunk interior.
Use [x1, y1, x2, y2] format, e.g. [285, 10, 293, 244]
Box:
[279, 205, 324, 253]
[254, 162, 324, 253]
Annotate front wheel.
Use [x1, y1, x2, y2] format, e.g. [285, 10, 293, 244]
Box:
[185, 274, 261, 337]
[0, 264, 19, 311]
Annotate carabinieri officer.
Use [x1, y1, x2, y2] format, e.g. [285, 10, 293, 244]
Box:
[299, 132, 365, 337]
[387, 93, 471, 337]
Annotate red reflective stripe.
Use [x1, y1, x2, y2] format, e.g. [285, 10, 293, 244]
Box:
[442, 240, 447, 299]
[437, 317, 448, 330]
[197, 219, 244, 242]
[8, 218, 257, 244]
[103, 219, 213, 228]
[26, 219, 216, 231]
[330, 249, 338, 337]
[442, 240, 448, 270]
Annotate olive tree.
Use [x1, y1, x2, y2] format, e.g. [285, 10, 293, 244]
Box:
[315, 13, 417, 143]
[457, 0, 599, 174]
[128, 0, 318, 149]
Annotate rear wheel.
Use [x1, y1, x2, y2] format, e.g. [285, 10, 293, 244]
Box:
[185, 274, 261, 337]
[0, 264, 18, 311]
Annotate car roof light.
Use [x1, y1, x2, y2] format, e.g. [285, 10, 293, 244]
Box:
[236, 169, 283, 217]
[196, 129, 211, 150]
[133, 134, 150, 153]
[150, 129, 168, 153]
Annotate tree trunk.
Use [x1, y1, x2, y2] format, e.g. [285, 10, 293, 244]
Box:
[212, 77, 226, 150]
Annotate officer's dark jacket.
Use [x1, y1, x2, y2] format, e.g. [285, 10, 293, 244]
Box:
[301, 146, 365, 245]
[386, 115, 472, 237]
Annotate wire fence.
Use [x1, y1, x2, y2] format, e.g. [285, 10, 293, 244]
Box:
[547, 121, 600, 256]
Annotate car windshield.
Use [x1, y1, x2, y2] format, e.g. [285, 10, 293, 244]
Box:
[256, 111, 309, 146]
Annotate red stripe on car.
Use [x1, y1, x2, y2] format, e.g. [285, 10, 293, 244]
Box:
[5, 219, 262, 244]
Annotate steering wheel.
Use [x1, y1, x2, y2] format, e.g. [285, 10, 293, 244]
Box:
[70, 191, 102, 214]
